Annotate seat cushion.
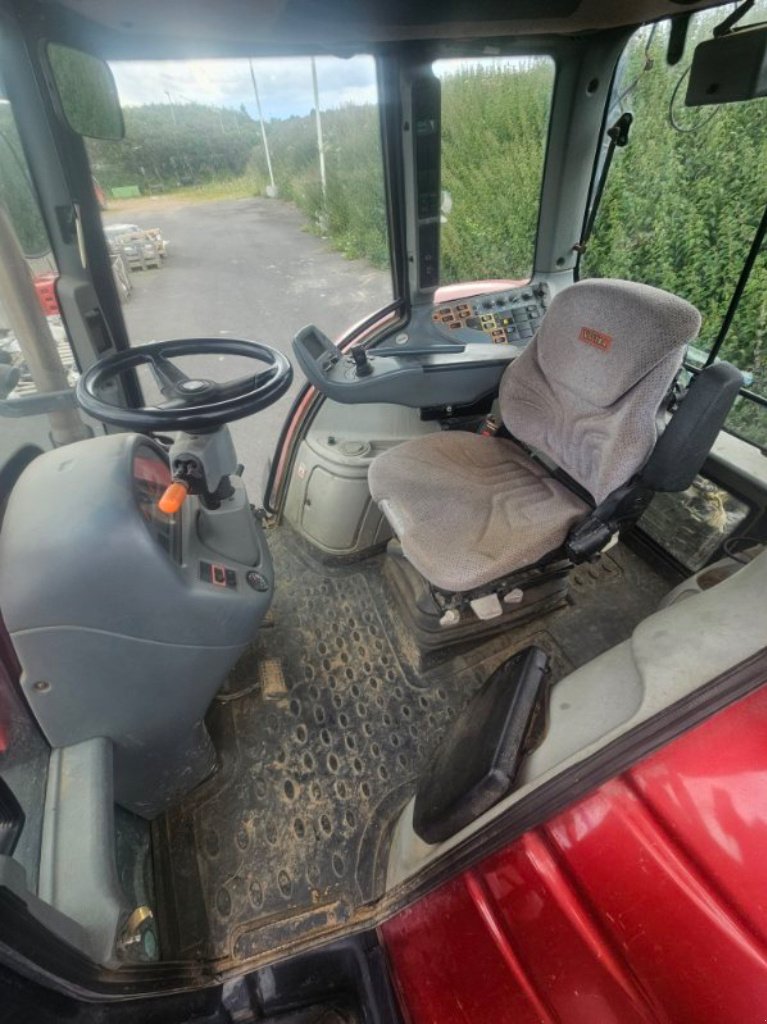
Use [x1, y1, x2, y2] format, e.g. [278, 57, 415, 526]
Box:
[369, 431, 589, 592]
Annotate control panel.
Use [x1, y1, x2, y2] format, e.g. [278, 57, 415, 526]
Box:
[430, 283, 548, 346]
[292, 282, 550, 409]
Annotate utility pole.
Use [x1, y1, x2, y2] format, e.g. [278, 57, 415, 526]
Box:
[248, 59, 277, 197]
[310, 57, 327, 206]
[164, 90, 177, 126]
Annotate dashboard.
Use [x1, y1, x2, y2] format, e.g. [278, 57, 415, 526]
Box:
[292, 281, 549, 408]
[133, 443, 179, 561]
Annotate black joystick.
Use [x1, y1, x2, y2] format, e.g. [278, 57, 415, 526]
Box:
[351, 347, 373, 377]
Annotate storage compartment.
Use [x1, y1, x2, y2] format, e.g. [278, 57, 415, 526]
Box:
[284, 401, 439, 556]
[284, 437, 392, 554]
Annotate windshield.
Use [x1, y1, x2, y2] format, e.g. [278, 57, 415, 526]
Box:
[84, 55, 393, 491]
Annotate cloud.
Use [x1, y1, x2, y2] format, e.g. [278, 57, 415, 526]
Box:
[110, 55, 378, 121]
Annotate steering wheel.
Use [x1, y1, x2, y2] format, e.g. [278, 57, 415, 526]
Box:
[76, 338, 293, 431]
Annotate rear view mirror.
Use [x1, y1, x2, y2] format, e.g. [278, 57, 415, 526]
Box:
[46, 43, 124, 140]
[686, 25, 767, 106]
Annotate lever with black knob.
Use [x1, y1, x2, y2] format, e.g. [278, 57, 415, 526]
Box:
[351, 346, 373, 377]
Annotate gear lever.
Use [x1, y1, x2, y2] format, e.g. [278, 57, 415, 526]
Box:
[350, 346, 373, 377]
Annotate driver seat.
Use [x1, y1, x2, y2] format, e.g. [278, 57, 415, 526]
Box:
[369, 279, 740, 596]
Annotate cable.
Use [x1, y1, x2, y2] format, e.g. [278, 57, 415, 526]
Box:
[668, 65, 721, 134]
[614, 24, 658, 110]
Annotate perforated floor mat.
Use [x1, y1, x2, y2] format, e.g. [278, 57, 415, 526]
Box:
[153, 528, 673, 964]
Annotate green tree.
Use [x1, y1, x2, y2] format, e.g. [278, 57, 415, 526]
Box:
[0, 105, 49, 256]
[583, 15, 767, 444]
[88, 103, 261, 189]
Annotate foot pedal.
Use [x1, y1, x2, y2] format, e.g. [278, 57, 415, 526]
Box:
[413, 646, 550, 844]
[260, 658, 287, 699]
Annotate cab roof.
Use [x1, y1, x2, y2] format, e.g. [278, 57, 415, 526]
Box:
[32, 0, 732, 57]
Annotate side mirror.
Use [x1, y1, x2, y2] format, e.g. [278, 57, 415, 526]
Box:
[46, 43, 124, 140]
[686, 25, 767, 106]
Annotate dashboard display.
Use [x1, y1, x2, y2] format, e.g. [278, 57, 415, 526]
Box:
[132, 444, 178, 559]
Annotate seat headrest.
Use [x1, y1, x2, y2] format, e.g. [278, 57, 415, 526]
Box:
[536, 279, 701, 408]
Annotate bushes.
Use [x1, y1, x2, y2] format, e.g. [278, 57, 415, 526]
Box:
[582, 21, 767, 443]
[248, 104, 390, 265]
[89, 104, 261, 191]
[245, 60, 556, 281]
[0, 106, 49, 256]
[440, 60, 554, 282]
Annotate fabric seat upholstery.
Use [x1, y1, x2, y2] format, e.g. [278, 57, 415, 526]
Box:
[372, 431, 588, 591]
[369, 279, 702, 593]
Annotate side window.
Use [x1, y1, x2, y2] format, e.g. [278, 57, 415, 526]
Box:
[0, 77, 86, 465]
[0, 73, 82, 889]
[434, 56, 555, 284]
[84, 55, 393, 487]
[581, 5, 767, 449]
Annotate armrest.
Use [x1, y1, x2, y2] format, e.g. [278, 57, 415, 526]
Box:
[642, 361, 743, 492]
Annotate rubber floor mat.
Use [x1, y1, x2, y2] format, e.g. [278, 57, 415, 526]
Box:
[153, 528, 672, 964]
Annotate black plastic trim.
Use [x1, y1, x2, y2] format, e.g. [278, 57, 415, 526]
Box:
[414, 646, 551, 844]
[377, 53, 409, 310]
[574, 38, 626, 280]
[0, 778, 24, 857]
[0, 931, 403, 1022]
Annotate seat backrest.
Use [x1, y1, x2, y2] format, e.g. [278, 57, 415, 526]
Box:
[500, 278, 702, 504]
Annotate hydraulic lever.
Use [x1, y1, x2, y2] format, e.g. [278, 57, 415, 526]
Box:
[350, 346, 373, 377]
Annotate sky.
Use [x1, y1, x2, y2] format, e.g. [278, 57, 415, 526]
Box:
[109, 55, 529, 123]
[110, 56, 379, 122]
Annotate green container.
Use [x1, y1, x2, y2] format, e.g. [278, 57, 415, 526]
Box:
[111, 185, 141, 199]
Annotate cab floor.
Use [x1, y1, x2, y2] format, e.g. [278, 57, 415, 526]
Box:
[152, 526, 675, 965]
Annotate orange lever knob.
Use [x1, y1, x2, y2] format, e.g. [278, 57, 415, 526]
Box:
[158, 480, 189, 515]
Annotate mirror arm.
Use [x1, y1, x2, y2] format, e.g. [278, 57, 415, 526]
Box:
[714, 0, 756, 37]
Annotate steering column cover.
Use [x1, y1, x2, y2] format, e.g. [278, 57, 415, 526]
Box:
[0, 433, 273, 817]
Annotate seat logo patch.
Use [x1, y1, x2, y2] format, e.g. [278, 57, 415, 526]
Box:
[579, 326, 612, 351]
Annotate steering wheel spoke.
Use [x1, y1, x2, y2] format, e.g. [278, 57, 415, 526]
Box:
[211, 367, 277, 402]
[155, 395, 190, 411]
[146, 352, 191, 397]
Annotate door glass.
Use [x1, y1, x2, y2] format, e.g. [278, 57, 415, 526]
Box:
[581, 3, 767, 449]
[0, 72, 85, 891]
[84, 55, 393, 490]
[434, 56, 555, 285]
[0, 73, 86, 468]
